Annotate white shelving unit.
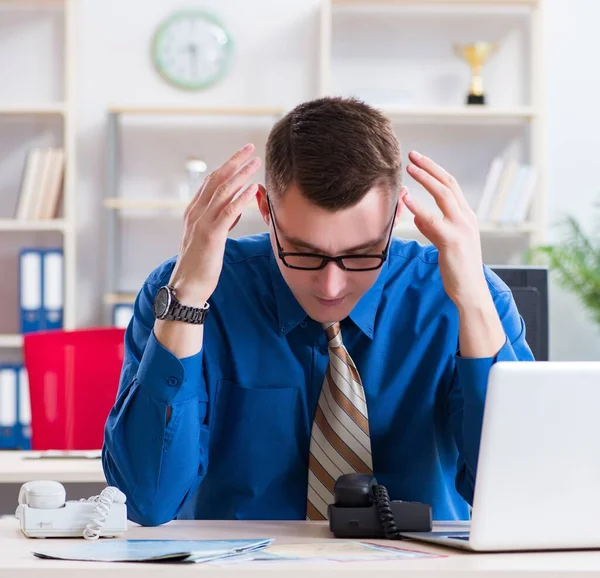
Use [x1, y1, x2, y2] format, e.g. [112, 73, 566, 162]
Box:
[102, 106, 284, 322]
[0, 0, 77, 350]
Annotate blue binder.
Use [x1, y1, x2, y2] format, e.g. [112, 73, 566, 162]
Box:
[42, 249, 64, 331]
[112, 303, 134, 329]
[0, 364, 30, 449]
[19, 249, 43, 334]
[19, 248, 64, 334]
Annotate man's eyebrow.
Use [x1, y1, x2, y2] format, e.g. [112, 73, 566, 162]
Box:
[283, 232, 387, 254]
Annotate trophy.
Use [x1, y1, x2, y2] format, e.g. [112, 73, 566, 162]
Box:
[453, 42, 498, 105]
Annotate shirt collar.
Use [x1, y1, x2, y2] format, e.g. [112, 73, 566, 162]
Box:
[347, 256, 389, 340]
[268, 246, 389, 340]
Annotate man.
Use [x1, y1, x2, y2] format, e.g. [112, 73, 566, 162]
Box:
[102, 96, 533, 527]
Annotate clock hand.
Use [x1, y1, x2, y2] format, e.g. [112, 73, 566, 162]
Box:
[189, 44, 199, 79]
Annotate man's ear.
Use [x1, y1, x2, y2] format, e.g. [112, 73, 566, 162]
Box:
[397, 186, 408, 222]
[256, 184, 270, 226]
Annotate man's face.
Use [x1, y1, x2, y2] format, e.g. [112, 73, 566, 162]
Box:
[258, 184, 401, 324]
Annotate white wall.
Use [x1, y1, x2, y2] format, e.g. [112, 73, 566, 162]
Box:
[543, 0, 600, 359]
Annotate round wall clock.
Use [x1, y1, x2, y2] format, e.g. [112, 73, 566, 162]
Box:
[151, 9, 233, 91]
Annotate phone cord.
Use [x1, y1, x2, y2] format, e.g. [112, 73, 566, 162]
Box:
[373, 484, 402, 540]
[81, 487, 122, 540]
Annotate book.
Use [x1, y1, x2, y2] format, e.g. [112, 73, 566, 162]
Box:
[32, 539, 273, 563]
[14, 147, 65, 220]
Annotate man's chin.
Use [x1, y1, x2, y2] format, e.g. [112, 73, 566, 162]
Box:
[304, 299, 354, 324]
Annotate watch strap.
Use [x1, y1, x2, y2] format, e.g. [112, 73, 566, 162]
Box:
[168, 300, 209, 324]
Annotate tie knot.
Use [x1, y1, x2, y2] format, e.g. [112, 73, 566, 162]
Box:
[322, 322, 343, 348]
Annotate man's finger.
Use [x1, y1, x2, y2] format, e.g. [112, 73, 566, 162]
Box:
[408, 150, 473, 213]
[403, 193, 444, 244]
[190, 143, 256, 212]
[216, 183, 259, 233]
[207, 157, 262, 218]
[406, 160, 460, 220]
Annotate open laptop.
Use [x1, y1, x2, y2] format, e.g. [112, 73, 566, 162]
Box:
[401, 361, 600, 552]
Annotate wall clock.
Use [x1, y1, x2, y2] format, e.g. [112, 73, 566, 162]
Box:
[151, 9, 233, 91]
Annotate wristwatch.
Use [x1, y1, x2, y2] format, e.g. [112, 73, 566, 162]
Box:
[153, 285, 210, 325]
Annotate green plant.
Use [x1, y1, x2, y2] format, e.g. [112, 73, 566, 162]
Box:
[528, 211, 600, 326]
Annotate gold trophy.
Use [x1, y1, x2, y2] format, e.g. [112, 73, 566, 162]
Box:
[454, 42, 498, 105]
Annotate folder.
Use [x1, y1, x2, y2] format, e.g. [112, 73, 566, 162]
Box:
[19, 249, 43, 334]
[0, 365, 20, 449]
[19, 366, 32, 449]
[42, 249, 64, 330]
[20, 248, 64, 333]
[112, 304, 134, 329]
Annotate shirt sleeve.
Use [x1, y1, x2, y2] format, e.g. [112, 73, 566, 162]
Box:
[102, 276, 210, 526]
[447, 288, 535, 506]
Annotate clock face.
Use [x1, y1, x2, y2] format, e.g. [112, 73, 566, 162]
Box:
[151, 10, 233, 91]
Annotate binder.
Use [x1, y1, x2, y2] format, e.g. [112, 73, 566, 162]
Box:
[19, 248, 64, 334]
[0, 365, 30, 449]
[19, 366, 32, 449]
[42, 249, 64, 330]
[112, 303, 134, 329]
[19, 249, 43, 334]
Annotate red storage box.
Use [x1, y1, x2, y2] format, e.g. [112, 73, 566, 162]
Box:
[23, 328, 125, 450]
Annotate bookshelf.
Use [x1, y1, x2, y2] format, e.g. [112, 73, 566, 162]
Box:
[0, 0, 76, 350]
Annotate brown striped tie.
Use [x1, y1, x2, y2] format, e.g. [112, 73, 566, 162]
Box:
[306, 321, 373, 520]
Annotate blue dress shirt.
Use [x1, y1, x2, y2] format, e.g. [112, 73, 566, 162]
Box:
[102, 232, 533, 526]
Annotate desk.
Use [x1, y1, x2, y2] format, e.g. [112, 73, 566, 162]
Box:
[2, 517, 600, 577]
[0, 451, 105, 484]
[0, 451, 106, 516]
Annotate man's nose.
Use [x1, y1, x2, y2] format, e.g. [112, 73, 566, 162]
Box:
[317, 261, 347, 298]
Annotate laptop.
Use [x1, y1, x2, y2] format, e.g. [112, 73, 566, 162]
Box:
[401, 361, 600, 552]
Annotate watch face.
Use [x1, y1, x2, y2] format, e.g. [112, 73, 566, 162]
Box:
[154, 287, 172, 318]
[151, 9, 233, 91]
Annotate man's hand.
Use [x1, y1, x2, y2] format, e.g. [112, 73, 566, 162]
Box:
[403, 150, 505, 358]
[403, 150, 488, 308]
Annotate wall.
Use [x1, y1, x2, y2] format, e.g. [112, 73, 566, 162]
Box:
[543, 0, 600, 359]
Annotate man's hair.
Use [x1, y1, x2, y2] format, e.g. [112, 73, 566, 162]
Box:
[265, 96, 402, 211]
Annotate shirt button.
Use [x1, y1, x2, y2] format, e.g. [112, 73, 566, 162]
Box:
[167, 376, 179, 387]
[280, 326, 285, 333]
[300, 321, 307, 328]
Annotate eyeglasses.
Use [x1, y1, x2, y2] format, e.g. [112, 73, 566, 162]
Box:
[267, 195, 397, 271]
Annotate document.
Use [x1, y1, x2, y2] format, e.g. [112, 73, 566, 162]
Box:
[32, 539, 273, 563]
[211, 541, 442, 563]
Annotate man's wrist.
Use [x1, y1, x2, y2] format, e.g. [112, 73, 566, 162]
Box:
[167, 280, 211, 308]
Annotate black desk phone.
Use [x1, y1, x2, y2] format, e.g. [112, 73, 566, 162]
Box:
[328, 473, 432, 539]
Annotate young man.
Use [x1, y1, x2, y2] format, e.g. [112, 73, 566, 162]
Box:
[102, 96, 533, 526]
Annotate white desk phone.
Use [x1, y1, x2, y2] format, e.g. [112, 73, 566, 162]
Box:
[15, 480, 128, 539]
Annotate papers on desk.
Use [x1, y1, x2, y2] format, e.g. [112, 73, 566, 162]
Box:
[211, 541, 442, 563]
[32, 539, 273, 563]
[31, 539, 441, 564]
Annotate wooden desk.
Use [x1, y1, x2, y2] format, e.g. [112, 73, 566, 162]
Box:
[0, 451, 105, 484]
[2, 517, 600, 577]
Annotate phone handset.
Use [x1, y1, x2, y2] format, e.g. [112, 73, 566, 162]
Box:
[16, 480, 128, 539]
[328, 473, 432, 539]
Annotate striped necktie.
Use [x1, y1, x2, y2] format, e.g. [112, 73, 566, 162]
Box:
[306, 321, 373, 520]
